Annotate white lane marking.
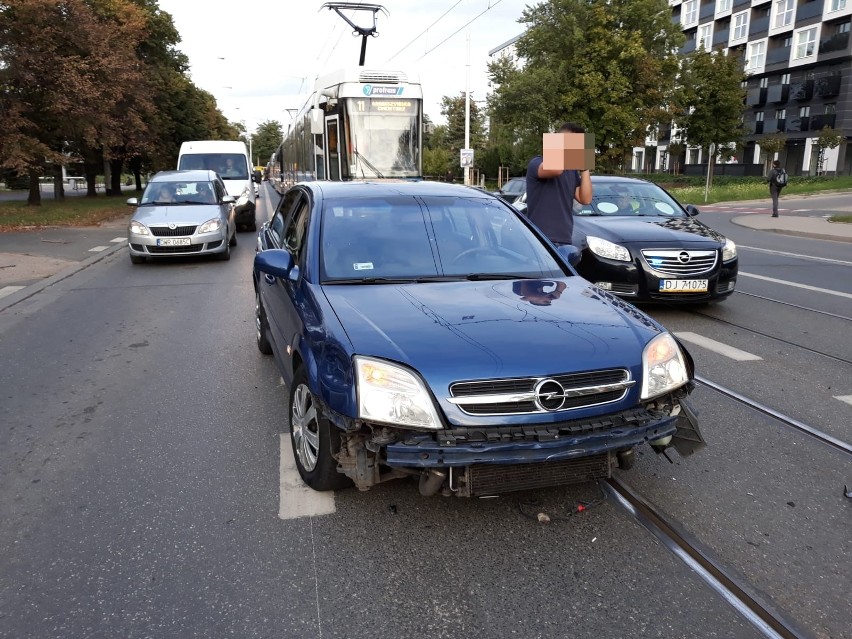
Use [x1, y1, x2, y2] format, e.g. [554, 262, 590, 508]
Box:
[738, 272, 852, 300]
[0, 286, 26, 299]
[675, 332, 762, 361]
[110, 237, 127, 243]
[279, 433, 336, 520]
[738, 246, 852, 266]
[835, 396, 852, 407]
[88, 245, 110, 252]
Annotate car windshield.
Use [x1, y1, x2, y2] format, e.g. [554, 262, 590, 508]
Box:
[320, 195, 566, 282]
[177, 153, 249, 180]
[577, 182, 686, 217]
[140, 181, 217, 205]
[501, 179, 526, 194]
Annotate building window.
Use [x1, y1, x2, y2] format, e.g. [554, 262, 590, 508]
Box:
[799, 106, 810, 117]
[698, 23, 713, 50]
[733, 11, 749, 40]
[781, 73, 790, 84]
[783, 36, 792, 46]
[717, 0, 732, 12]
[755, 111, 765, 122]
[683, 0, 698, 25]
[759, 77, 769, 88]
[794, 27, 817, 59]
[773, 0, 794, 28]
[746, 42, 766, 70]
[829, 0, 847, 12]
[824, 103, 836, 115]
[776, 109, 786, 119]
[839, 22, 851, 34]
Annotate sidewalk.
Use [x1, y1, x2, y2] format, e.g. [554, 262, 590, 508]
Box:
[731, 211, 852, 243]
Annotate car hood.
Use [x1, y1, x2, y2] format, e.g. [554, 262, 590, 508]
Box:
[576, 215, 726, 245]
[220, 178, 250, 198]
[323, 278, 661, 383]
[132, 204, 224, 225]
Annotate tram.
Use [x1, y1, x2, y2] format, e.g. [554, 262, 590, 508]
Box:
[274, 66, 423, 191]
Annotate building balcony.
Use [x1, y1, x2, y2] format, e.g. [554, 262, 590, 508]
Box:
[763, 119, 786, 134]
[795, 0, 825, 22]
[809, 114, 837, 130]
[746, 87, 767, 106]
[819, 32, 850, 55]
[788, 80, 814, 102]
[753, 120, 765, 134]
[699, 3, 715, 20]
[765, 46, 791, 65]
[713, 28, 730, 46]
[681, 37, 697, 54]
[786, 116, 810, 132]
[814, 75, 841, 97]
[766, 84, 790, 103]
[749, 15, 770, 37]
[732, 0, 750, 8]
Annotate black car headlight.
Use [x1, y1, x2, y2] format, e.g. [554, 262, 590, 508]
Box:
[722, 238, 737, 262]
[588, 236, 631, 262]
[355, 356, 442, 430]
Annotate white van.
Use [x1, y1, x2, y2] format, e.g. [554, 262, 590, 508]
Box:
[177, 141, 261, 231]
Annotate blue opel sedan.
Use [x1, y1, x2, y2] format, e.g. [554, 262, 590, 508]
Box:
[253, 181, 704, 497]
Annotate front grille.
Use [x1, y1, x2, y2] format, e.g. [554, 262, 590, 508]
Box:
[641, 249, 717, 276]
[467, 454, 611, 496]
[449, 369, 632, 416]
[147, 244, 203, 254]
[150, 225, 197, 237]
[359, 70, 407, 84]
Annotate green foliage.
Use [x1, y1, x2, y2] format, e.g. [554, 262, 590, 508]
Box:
[423, 147, 453, 179]
[817, 126, 843, 150]
[758, 132, 787, 158]
[252, 121, 284, 165]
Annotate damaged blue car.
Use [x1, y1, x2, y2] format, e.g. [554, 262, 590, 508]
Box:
[253, 181, 704, 497]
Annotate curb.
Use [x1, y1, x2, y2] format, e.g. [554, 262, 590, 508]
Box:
[0, 240, 127, 313]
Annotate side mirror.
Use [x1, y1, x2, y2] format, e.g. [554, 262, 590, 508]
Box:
[222, 195, 236, 204]
[685, 204, 700, 217]
[557, 244, 582, 267]
[255, 249, 295, 280]
[126, 197, 138, 206]
[310, 108, 323, 135]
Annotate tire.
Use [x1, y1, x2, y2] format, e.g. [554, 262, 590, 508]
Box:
[218, 241, 231, 261]
[255, 291, 273, 355]
[229, 229, 237, 247]
[289, 367, 350, 491]
[130, 254, 145, 264]
[248, 221, 257, 232]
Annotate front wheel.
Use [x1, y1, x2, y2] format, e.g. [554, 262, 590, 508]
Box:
[289, 367, 351, 491]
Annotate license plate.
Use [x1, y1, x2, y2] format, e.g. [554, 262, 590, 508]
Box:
[156, 238, 191, 247]
[659, 279, 708, 292]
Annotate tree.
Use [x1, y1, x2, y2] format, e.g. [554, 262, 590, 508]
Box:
[251, 121, 284, 167]
[758, 132, 787, 175]
[675, 48, 747, 189]
[440, 94, 487, 159]
[815, 126, 843, 175]
[487, 0, 684, 172]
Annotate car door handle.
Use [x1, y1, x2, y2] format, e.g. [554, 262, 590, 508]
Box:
[264, 274, 276, 285]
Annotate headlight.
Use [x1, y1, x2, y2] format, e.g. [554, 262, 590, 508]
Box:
[129, 220, 149, 236]
[722, 238, 737, 261]
[641, 333, 689, 400]
[198, 218, 222, 234]
[355, 356, 442, 430]
[587, 236, 631, 262]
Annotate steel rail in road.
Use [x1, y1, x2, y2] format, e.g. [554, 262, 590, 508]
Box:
[604, 478, 812, 639]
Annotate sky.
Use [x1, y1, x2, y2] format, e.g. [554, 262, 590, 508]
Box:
[157, 0, 531, 135]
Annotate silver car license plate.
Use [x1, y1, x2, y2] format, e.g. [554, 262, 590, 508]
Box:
[156, 238, 192, 247]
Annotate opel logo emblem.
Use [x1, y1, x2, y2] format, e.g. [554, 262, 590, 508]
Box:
[678, 251, 690, 264]
[169, 223, 177, 229]
[534, 378, 566, 411]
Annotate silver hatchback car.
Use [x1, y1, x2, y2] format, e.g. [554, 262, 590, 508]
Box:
[126, 170, 237, 264]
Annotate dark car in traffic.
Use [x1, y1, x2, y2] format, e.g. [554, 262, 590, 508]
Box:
[253, 181, 704, 497]
[491, 176, 526, 203]
[515, 175, 738, 303]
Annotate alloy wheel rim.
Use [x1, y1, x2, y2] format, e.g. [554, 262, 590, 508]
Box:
[292, 384, 319, 471]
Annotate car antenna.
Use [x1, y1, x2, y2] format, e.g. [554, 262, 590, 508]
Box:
[320, 2, 389, 66]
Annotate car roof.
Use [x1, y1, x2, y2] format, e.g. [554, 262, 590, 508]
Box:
[150, 170, 218, 183]
[590, 175, 655, 185]
[299, 180, 498, 200]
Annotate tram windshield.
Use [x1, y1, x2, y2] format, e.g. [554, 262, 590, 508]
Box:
[346, 98, 421, 179]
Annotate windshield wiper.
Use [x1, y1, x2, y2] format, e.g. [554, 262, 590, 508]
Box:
[353, 150, 385, 179]
[464, 273, 535, 281]
[324, 277, 421, 285]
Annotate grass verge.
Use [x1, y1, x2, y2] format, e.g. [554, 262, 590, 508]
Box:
[0, 193, 138, 231]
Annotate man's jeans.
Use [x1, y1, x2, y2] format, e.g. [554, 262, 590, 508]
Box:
[769, 185, 780, 216]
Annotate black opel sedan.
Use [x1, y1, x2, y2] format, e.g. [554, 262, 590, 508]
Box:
[516, 176, 738, 304]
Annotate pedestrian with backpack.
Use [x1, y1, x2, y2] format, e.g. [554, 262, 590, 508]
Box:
[767, 160, 787, 217]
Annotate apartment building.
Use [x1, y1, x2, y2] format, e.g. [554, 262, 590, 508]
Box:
[657, 0, 851, 176]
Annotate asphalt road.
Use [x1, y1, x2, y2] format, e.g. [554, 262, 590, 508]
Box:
[0, 183, 849, 638]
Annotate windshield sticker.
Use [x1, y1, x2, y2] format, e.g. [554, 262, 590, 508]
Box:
[655, 202, 675, 214]
[353, 262, 374, 271]
[598, 202, 618, 214]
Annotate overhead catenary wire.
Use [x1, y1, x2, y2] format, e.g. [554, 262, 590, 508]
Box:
[416, 0, 504, 61]
[385, 0, 464, 63]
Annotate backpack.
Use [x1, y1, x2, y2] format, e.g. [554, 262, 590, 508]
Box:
[773, 169, 788, 187]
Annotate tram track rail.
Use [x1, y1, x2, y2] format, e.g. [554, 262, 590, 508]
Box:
[604, 477, 813, 639]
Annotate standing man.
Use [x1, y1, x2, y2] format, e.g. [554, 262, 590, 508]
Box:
[525, 123, 593, 245]
[767, 159, 786, 217]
